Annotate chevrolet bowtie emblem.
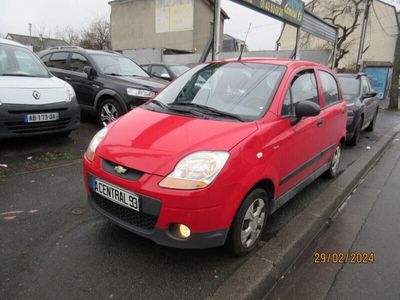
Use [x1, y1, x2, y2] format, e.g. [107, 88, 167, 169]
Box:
[114, 165, 127, 174]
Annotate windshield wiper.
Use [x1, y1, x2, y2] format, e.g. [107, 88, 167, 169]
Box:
[104, 73, 123, 76]
[171, 103, 246, 122]
[149, 100, 210, 119]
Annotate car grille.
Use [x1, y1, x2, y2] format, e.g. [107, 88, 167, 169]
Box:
[102, 159, 144, 181]
[92, 193, 158, 231]
[4, 118, 71, 134]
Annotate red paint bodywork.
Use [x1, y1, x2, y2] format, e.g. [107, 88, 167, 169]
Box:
[83, 58, 347, 236]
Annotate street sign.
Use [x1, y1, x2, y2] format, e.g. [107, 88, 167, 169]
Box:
[231, 0, 305, 27]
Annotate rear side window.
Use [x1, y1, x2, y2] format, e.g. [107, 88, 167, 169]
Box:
[319, 71, 340, 106]
[281, 69, 319, 117]
[70, 53, 90, 73]
[47, 52, 69, 69]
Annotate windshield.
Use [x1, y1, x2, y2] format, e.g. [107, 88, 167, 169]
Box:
[91, 54, 149, 77]
[0, 43, 50, 77]
[150, 62, 286, 121]
[338, 77, 360, 97]
[170, 65, 189, 76]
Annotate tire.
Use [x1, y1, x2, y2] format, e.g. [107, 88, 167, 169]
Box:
[225, 188, 269, 256]
[325, 144, 342, 179]
[365, 109, 378, 132]
[97, 98, 124, 127]
[347, 120, 362, 146]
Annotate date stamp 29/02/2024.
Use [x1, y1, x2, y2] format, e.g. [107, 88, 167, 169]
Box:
[314, 252, 375, 264]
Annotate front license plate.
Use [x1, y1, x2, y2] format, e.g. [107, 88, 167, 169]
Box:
[24, 112, 59, 123]
[93, 178, 140, 212]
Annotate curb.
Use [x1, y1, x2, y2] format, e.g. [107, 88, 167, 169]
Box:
[207, 123, 400, 300]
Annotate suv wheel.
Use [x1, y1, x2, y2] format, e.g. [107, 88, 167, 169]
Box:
[225, 188, 269, 256]
[326, 145, 341, 178]
[98, 98, 123, 126]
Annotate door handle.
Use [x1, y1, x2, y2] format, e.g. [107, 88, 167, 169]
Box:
[64, 76, 71, 81]
[317, 119, 323, 128]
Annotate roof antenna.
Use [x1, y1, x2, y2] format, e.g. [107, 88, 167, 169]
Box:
[238, 23, 251, 61]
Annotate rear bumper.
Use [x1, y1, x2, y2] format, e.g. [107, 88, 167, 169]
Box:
[0, 100, 80, 138]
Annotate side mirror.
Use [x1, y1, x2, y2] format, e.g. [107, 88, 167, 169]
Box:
[291, 100, 321, 126]
[83, 66, 97, 79]
[362, 92, 377, 99]
[160, 73, 170, 80]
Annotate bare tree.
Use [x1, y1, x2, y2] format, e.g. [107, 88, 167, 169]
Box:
[79, 17, 111, 50]
[55, 26, 80, 46]
[305, 0, 364, 70]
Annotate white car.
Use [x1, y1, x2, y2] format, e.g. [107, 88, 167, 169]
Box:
[0, 38, 79, 138]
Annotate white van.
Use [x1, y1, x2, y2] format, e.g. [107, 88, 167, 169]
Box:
[0, 38, 79, 138]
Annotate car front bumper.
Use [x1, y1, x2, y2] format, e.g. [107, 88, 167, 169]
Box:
[83, 157, 232, 249]
[0, 100, 80, 138]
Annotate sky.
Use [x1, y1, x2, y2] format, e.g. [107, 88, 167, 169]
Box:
[0, 0, 398, 51]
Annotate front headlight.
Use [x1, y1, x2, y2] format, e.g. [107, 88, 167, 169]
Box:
[159, 151, 230, 190]
[127, 88, 155, 98]
[64, 83, 76, 102]
[85, 126, 108, 162]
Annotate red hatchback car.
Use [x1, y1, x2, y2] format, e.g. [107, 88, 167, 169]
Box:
[83, 58, 347, 255]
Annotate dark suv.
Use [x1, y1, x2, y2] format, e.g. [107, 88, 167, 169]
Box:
[39, 47, 167, 126]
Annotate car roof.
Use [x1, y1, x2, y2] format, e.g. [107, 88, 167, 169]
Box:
[39, 47, 121, 57]
[208, 57, 329, 68]
[0, 37, 29, 48]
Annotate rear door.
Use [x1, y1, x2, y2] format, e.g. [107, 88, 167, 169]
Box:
[66, 53, 99, 107]
[275, 68, 324, 195]
[361, 76, 376, 126]
[316, 69, 346, 169]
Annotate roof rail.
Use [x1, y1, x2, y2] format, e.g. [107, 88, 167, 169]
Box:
[102, 50, 122, 55]
[47, 46, 83, 50]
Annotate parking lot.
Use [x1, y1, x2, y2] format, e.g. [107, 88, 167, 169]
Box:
[1, 108, 399, 299]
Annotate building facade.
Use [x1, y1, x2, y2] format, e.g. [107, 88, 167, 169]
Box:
[278, 0, 399, 70]
[109, 0, 228, 53]
[6, 33, 69, 53]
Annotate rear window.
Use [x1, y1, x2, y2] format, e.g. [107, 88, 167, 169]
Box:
[338, 77, 360, 96]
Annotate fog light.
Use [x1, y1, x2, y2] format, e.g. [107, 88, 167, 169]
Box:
[170, 223, 191, 239]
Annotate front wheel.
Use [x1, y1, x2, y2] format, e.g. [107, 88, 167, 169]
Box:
[325, 145, 342, 179]
[98, 98, 124, 127]
[225, 188, 269, 256]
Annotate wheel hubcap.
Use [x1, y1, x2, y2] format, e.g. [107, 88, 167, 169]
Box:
[331, 146, 341, 174]
[241, 198, 266, 248]
[100, 103, 119, 126]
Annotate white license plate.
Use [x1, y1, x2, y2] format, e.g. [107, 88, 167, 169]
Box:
[24, 112, 59, 123]
[93, 178, 140, 212]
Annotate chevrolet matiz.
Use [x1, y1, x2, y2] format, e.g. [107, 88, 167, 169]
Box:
[83, 58, 347, 255]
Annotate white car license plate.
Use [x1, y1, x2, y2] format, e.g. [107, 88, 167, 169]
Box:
[24, 112, 59, 123]
[93, 178, 140, 212]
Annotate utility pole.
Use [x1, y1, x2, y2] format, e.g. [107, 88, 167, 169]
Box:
[212, 0, 221, 60]
[388, 24, 400, 110]
[357, 0, 372, 71]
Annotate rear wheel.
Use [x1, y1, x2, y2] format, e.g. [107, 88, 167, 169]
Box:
[325, 144, 341, 179]
[98, 98, 124, 127]
[366, 109, 378, 132]
[348, 120, 362, 146]
[225, 188, 269, 256]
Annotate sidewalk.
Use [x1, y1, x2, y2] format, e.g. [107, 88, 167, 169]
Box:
[267, 134, 400, 300]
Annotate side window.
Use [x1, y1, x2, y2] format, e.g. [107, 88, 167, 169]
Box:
[141, 65, 149, 71]
[151, 65, 169, 77]
[361, 77, 370, 95]
[47, 52, 69, 69]
[319, 71, 340, 106]
[70, 53, 90, 73]
[41, 54, 51, 66]
[281, 70, 319, 117]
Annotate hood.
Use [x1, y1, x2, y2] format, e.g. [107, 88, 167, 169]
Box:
[0, 76, 68, 105]
[97, 108, 258, 176]
[113, 76, 168, 92]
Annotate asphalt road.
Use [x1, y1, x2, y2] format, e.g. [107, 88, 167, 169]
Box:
[1, 109, 399, 299]
[267, 132, 400, 300]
